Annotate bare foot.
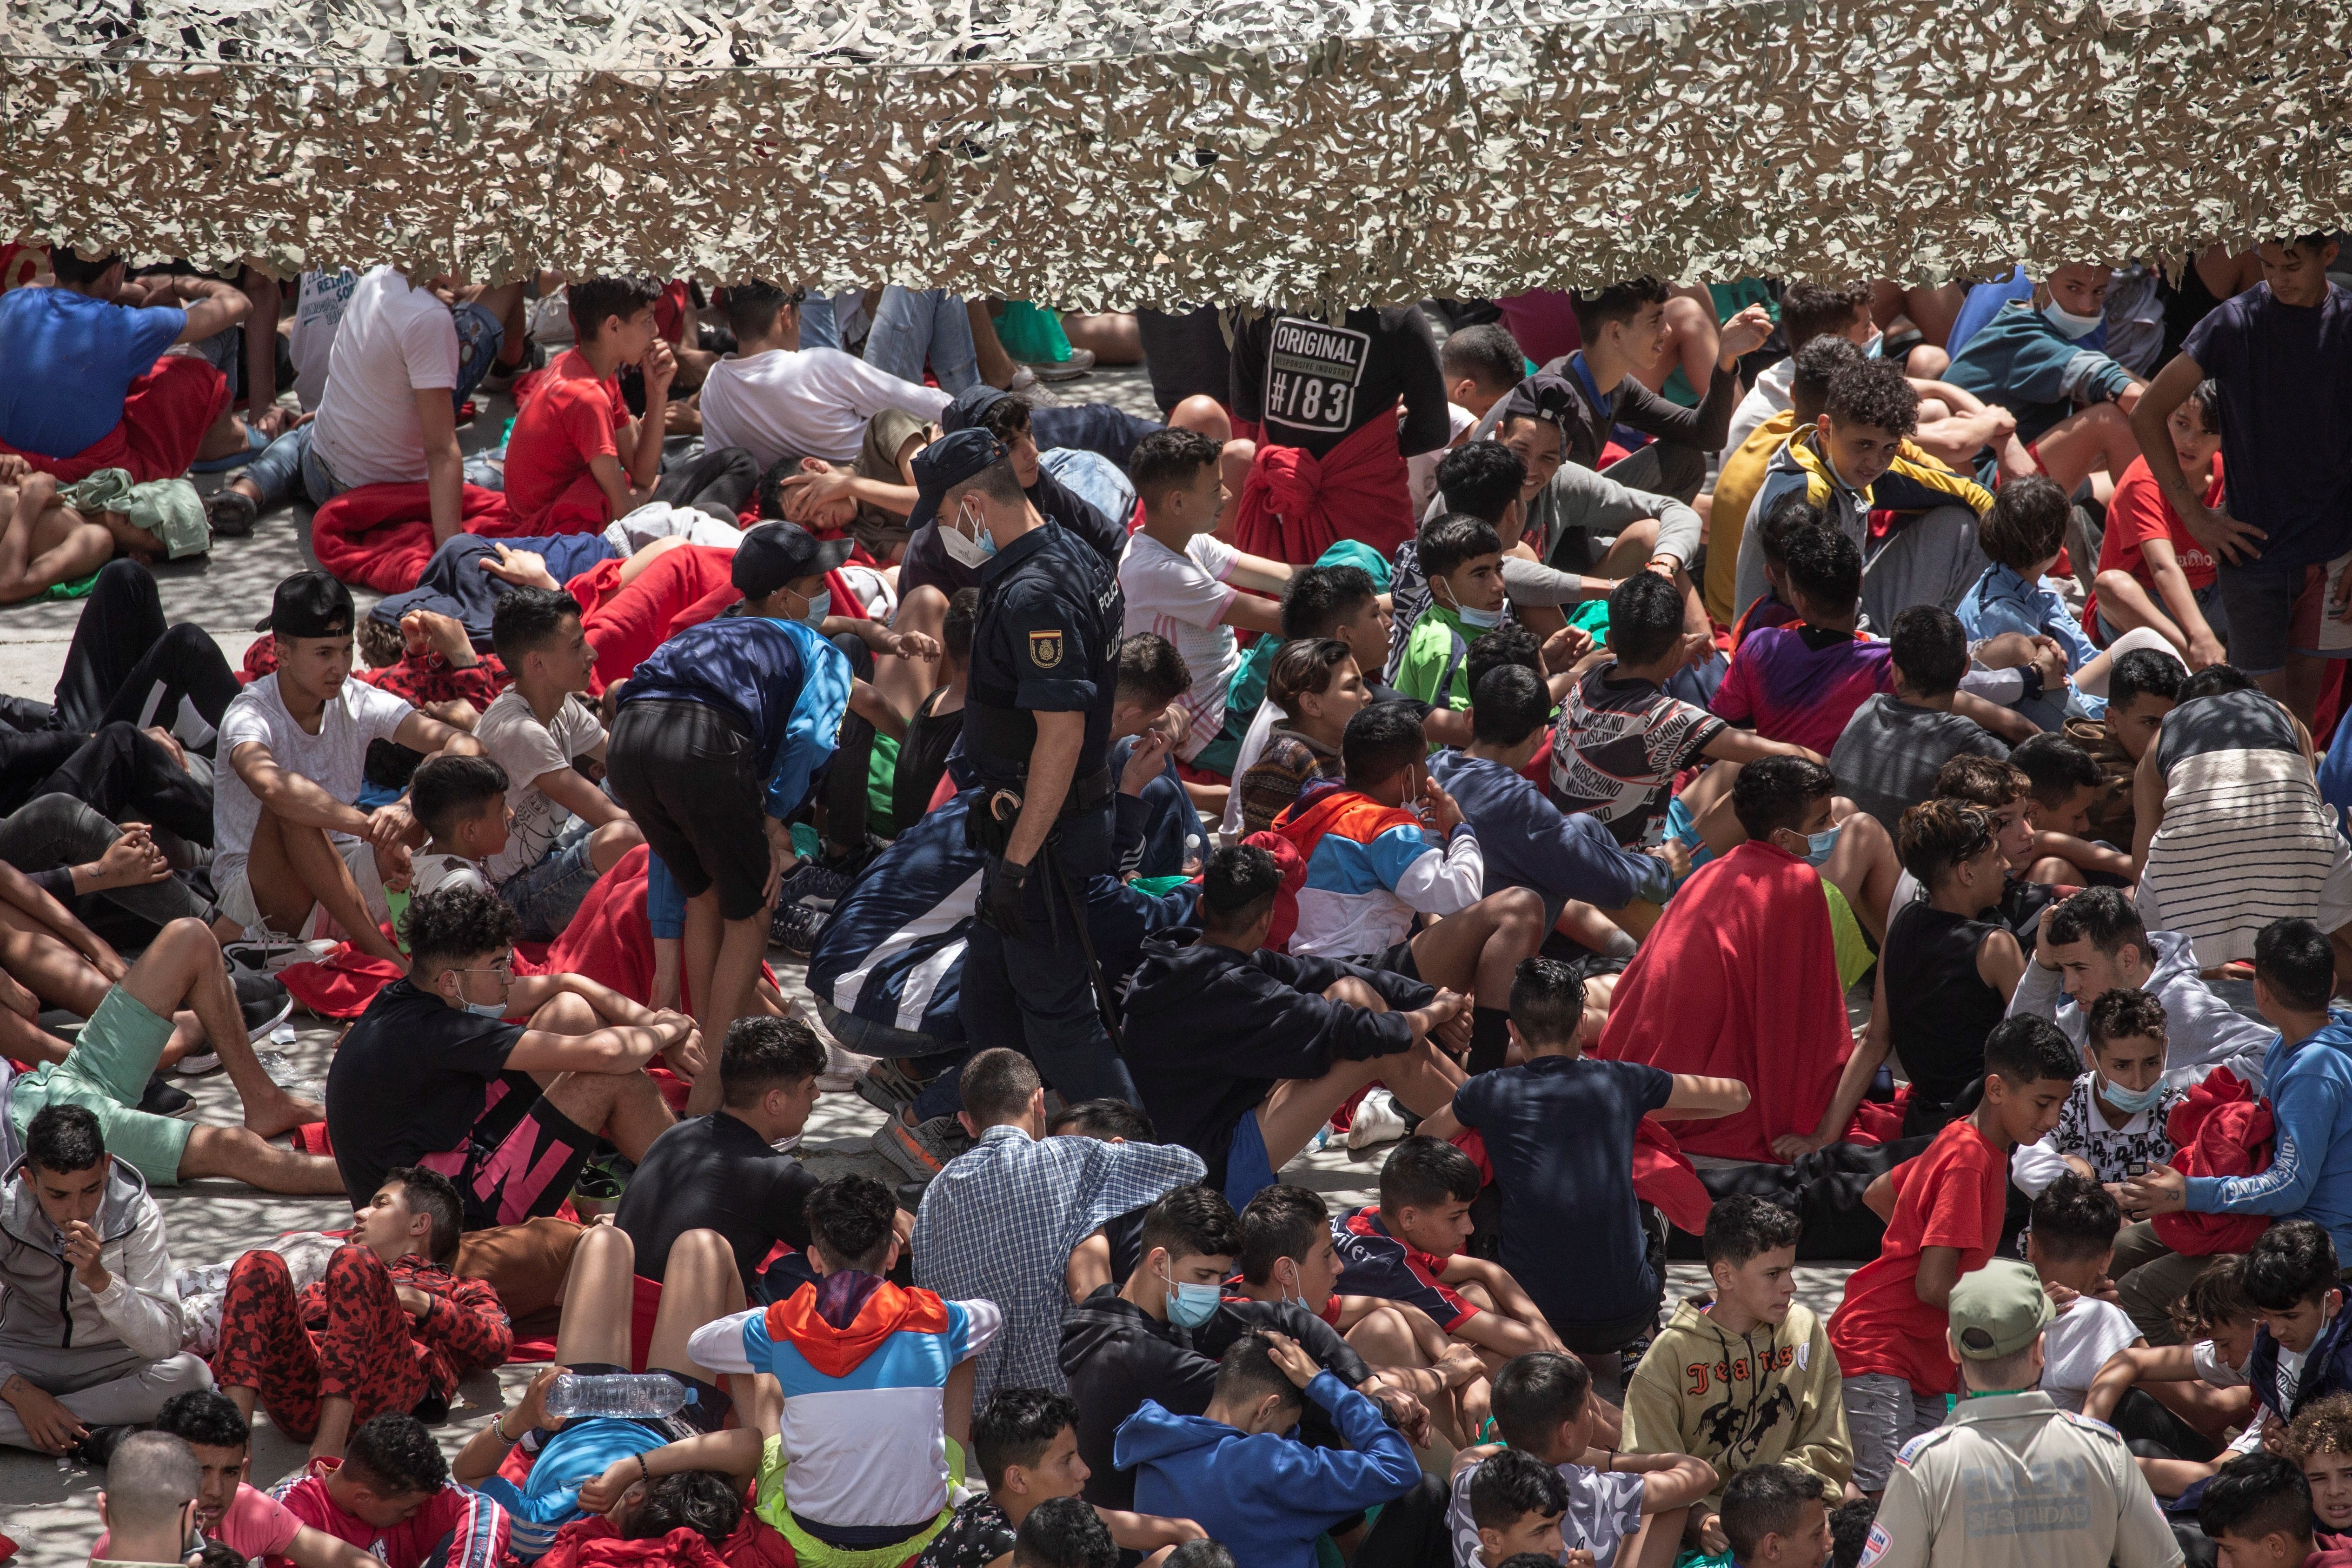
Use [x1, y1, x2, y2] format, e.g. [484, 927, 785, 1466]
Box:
[242, 1089, 325, 1138]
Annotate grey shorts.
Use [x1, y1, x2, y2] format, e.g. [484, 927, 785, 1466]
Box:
[1845, 1371, 1947, 1492]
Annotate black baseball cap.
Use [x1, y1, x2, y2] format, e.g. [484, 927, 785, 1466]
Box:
[907, 427, 1012, 532]
[1492, 372, 1578, 432]
[732, 521, 851, 599]
[941, 383, 1016, 434]
[253, 571, 355, 638]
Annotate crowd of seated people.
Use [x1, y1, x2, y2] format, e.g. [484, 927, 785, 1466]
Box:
[7, 240, 2352, 1568]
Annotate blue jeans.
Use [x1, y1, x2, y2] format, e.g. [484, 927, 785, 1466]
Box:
[233, 300, 506, 510]
[798, 293, 838, 352]
[864, 288, 979, 394]
[497, 820, 601, 943]
[1037, 448, 1135, 526]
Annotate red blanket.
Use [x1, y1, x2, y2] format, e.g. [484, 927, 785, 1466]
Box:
[310, 481, 542, 593]
[0, 354, 230, 483]
[1595, 841, 1854, 1162]
[2154, 1067, 2275, 1257]
[1228, 411, 1414, 565]
[538, 1513, 790, 1568]
[544, 844, 775, 1009]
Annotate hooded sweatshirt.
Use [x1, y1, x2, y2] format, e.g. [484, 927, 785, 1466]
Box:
[0, 1153, 181, 1374]
[1121, 931, 1433, 1189]
[1114, 1371, 1420, 1568]
[2006, 930, 2272, 1091]
[1059, 1285, 1373, 1510]
[2184, 1008, 2352, 1260]
[1621, 1297, 1854, 1510]
[688, 1274, 1002, 1543]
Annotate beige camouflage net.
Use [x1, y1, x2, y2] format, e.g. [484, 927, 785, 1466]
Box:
[1, 0, 2346, 307]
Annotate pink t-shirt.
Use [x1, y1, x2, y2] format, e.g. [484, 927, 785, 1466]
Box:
[92, 1481, 305, 1562]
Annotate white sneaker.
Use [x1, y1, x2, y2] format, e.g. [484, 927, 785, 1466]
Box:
[1345, 1089, 1409, 1151]
[223, 935, 336, 975]
[1023, 347, 1096, 382]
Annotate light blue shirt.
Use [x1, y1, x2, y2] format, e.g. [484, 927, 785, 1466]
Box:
[1957, 562, 2102, 729]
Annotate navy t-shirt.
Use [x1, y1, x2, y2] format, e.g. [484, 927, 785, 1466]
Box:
[1453, 1054, 1674, 1328]
[2183, 281, 2352, 568]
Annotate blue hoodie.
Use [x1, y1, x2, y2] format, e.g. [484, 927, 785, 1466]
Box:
[2185, 1008, 2352, 1259]
[1114, 1372, 1420, 1568]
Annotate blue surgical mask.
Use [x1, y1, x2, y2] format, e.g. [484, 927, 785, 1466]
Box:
[797, 589, 831, 628]
[1862, 326, 1885, 359]
[1161, 1266, 1223, 1329]
[2043, 299, 2104, 340]
[465, 1000, 509, 1020]
[2100, 1076, 2166, 1114]
[1803, 824, 1844, 867]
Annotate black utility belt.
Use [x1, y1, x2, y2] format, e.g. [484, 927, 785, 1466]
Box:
[965, 767, 1114, 856]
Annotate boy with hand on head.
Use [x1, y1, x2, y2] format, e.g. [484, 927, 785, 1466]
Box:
[405, 752, 511, 898]
[1117, 1330, 1437, 1568]
[1418, 958, 1749, 1386]
[1465, 1448, 1571, 1568]
[0, 1105, 208, 1460]
[1719, 1465, 1833, 1568]
[1118, 428, 1291, 773]
[2066, 647, 2184, 854]
[1829, 605, 2014, 837]
[475, 586, 642, 940]
[1275, 701, 1547, 1074]
[2082, 1255, 2256, 1462]
[1622, 1196, 1854, 1529]
[212, 1165, 510, 1466]
[270, 1412, 512, 1568]
[1827, 1015, 2078, 1494]
[1449, 1351, 1718, 1568]
[1120, 843, 1472, 1205]
[2012, 732, 2133, 884]
[1333, 1136, 1569, 1368]
[1553, 571, 1818, 849]
[2009, 988, 2185, 1201]
[218, 570, 484, 974]
[93, 1390, 382, 1568]
[2020, 1173, 2147, 1413]
[2198, 1454, 2321, 1568]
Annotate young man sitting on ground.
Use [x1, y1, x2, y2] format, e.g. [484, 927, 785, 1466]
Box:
[475, 586, 644, 942]
[1622, 1197, 1852, 1533]
[216, 571, 483, 973]
[1420, 958, 1748, 1392]
[1829, 605, 2016, 836]
[2011, 732, 2132, 884]
[1462, 1447, 1571, 1568]
[2019, 1174, 2146, 1414]
[1229, 1184, 1492, 1448]
[270, 1412, 512, 1568]
[1116, 1330, 1432, 1568]
[1714, 1466, 1834, 1568]
[611, 1016, 824, 1297]
[1333, 1137, 1570, 1372]
[324, 885, 700, 1231]
[212, 1166, 508, 1465]
[0, 1106, 209, 1459]
[404, 752, 511, 899]
[2066, 647, 2182, 854]
[1713, 526, 1891, 757]
[1549, 278, 1774, 504]
[2, 920, 342, 1195]
[696, 279, 951, 477]
[1392, 515, 1513, 715]
[1273, 701, 1547, 1076]
[1447, 1351, 1716, 1568]
[1121, 844, 1472, 1204]
[914, 1048, 1207, 1408]
[1061, 1185, 1429, 1510]
[1118, 428, 1292, 775]
[502, 276, 756, 533]
[453, 1220, 745, 1560]
[1944, 262, 2146, 499]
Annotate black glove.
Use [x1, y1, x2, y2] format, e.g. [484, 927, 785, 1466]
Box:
[981, 856, 1032, 940]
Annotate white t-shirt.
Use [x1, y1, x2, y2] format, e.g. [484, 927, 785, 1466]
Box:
[474, 689, 606, 883]
[309, 266, 462, 488]
[698, 346, 952, 469]
[1119, 529, 1242, 760]
[214, 675, 416, 886]
[412, 852, 491, 898]
[1405, 402, 1479, 518]
[1217, 696, 1284, 841]
[1721, 355, 1798, 467]
[289, 269, 360, 411]
[2193, 1337, 2252, 1389]
[2039, 1296, 2142, 1412]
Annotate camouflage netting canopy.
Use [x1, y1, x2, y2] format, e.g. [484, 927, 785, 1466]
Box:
[2, 0, 2349, 309]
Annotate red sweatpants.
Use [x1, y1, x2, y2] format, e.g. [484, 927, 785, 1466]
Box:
[211, 1245, 427, 1441]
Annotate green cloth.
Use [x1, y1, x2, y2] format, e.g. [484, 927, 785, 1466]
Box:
[1313, 537, 1392, 591]
[39, 571, 100, 601]
[865, 732, 901, 839]
[1568, 596, 1611, 644]
[56, 467, 209, 559]
[754, 1435, 962, 1568]
[1132, 874, 1192, 897]
[790, 822, 822, 860]
[994, 301, 1072, 365]
[1394, 604, 1474, 716]
[1823, 879, 1875, 992]
[6, 987, 192, 1185]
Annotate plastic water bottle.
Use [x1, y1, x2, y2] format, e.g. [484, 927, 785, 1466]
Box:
[544, 1372, 690, 1421]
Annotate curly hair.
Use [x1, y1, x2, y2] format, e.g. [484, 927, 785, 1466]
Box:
[1823, 358, 1919, 438]
[1896, 798, 1996, 885]
[400, 885, 521, 975]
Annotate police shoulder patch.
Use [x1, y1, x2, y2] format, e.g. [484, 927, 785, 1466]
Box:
[1028, 628, 1064, 669]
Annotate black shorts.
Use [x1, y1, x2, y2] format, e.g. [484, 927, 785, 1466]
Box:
[606, 698, 770, 922]
[1347, 938, 1420, 982]
[455, 1073, 599, 1230]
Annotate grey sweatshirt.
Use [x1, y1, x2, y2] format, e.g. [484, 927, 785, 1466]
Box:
[2006, 929, 2274, 1090]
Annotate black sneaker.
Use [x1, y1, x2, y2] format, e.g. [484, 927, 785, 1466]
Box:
[138, 1073, 193, 1116]
[235, 970, 294, 1043]
[769, 899, 831, 957]
[206, 489, 259, 539]
[66, 1423, 134, 1468]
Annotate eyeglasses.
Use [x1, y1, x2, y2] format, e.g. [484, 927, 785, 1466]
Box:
[452, 958, 515, 982]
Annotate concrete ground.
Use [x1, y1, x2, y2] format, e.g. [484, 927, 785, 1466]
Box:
[0, 357, 1847, 1561]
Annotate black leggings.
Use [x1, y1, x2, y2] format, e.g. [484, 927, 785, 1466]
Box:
[653, 445, 760, 524]
[52, 560, 239, 738]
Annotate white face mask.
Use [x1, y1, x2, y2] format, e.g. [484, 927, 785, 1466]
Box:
[795, 589, 831, 628]
[2042, 299, 2104, 339]
[940, 501, 996, 569]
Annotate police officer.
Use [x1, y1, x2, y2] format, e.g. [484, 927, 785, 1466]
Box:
[1863, 1259, 2182, 1568]
[907, 427, 1137, 1104]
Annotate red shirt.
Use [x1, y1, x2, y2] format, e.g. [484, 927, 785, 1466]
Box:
[2098, 453, 2223, 595]
[504, 348, 629, 531]
[1827, 1117, 2008, 1394]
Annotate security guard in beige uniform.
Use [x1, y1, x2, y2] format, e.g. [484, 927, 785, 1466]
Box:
[1861, 1258, 2184, 1568]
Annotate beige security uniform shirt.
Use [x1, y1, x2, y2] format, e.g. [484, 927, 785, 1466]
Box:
[1859, 1390, 2184, 1568]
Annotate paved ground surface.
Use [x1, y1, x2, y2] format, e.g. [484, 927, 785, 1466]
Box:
[0, 357, 1848, 1560]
